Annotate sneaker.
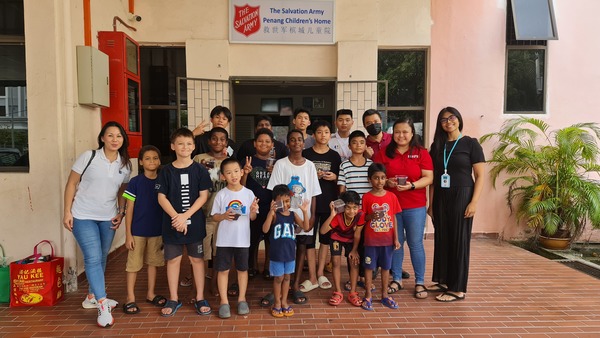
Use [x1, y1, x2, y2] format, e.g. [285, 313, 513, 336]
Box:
[83, 296, 118, 309]
[96, 299, 114, 327]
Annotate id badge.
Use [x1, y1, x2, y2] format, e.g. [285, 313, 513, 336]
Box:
[441, 173, 450, 188]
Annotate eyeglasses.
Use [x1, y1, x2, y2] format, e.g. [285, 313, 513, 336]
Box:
[440, 115, 458, 124]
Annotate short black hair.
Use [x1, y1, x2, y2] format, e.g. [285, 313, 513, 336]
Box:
[272, 184, 290, 199]
[254, 128, 274, 141]
[293, 107, 311, 119]
[348, 130, 366, 143]
[368, 162, 386, 178]
[170, 128, 194, 143]
[362, 109, 381, 125]
[311, 120, 331, 132]
[219, 157, 241, 173]
[340, 190, 361, 206]
[287, 128, 304, 143]
[255, 115, 272, 127]
[208, 127, 229, 139]
[210, 105, 233, 122]
[138, 145, 161, 174]
[336, 109, 353, 118]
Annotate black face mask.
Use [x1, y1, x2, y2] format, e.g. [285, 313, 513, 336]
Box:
[366, 123, 382, 136]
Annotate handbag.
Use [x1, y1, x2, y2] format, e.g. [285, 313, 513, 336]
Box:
[0, 244, 9, 303]
[10, 240, 65, 307]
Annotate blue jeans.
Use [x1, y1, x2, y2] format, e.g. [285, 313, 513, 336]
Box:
[72, 218, 115, 299]
[392, 207, 426, 284]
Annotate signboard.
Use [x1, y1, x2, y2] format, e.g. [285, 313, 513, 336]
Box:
[229, 0, 335, 44]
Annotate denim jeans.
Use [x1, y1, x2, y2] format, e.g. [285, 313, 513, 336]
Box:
[392, 207, 427, 284]
[72, 218, 115, 299]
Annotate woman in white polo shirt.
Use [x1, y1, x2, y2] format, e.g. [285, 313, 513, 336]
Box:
[63, 121, 132, 327]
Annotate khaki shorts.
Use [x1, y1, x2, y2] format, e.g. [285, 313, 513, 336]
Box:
[203, 219, 219, 260]
[125, 236, 165, 272]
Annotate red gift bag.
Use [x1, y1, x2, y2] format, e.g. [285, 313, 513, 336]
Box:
[10, 240, 64, 307]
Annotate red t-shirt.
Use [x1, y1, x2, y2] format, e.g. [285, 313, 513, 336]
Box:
[373, 147, 433, 209]
[330, 211, 365, 243]
[366, 132, 392, 158]
[362, 191, 401, 246]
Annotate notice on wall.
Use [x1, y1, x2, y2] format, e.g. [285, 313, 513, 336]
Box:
[229, 0, 335, 44]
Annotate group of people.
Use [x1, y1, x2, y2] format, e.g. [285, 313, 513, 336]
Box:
[62, 105, 485, 327]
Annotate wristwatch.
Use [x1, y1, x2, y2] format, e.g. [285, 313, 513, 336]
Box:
[410, 182, 416, 190]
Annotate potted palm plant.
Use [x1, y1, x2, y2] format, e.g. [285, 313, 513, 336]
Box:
[481, 117, 600, 249]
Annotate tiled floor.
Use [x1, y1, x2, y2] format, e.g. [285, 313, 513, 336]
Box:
[2, 239, 600, 337]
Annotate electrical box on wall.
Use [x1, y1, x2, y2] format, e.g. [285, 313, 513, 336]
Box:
[98, 31, 142, 158]
[76, 46, 109, 107]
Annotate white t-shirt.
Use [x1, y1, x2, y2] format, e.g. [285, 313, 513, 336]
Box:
[71, 148, 131, 220]
[328, 133, 351, 162]
[267, 157, 322, 235]
[211, 186, 256, 248]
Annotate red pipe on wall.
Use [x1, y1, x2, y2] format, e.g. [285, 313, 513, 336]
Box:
[83, 0, 91, 46]
[129, 0, 134, 13]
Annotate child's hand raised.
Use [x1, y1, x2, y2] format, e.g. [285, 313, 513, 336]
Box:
[299, 199, 310, 212]
[329, 201, 336, 216]
[243, 156, 253, 175]
[250, 197, 259, 213]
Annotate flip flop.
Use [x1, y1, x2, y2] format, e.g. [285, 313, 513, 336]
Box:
[237, 301, 250, 315]
[292, 290, 308, 305]
[227, 283, 239, 297]
[260, 293, 275, 307]
[282, 306, 294, 317]
[299, 279, 319, 292]
[344, 280, 352, 291]
[357, 280, 376, 291]
[387, 280, 403, 294]
[194, 299, 212, 315]
[146, 295, 167, 307]
[361, 297, 373, 311]
[436, 291, 465, 302]
[122, 302, 140, 314]
[381, 296, 398, 309]
[426, 283, 448, 292]
[318, 275, 332, 289]
[414, 284, 428, 299]
[328, 291, 343, 306]
[219, 303, 231, 318]
[160, 300, 182, 317]
[271, 307, 284, 318]
[347, 292, 362, 307]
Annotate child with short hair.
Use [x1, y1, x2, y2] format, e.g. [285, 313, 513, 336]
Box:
[211, 158, 259, 319]
[329, 109, 354, 162]
[319, 190, 365, 307]
[361, 163, 401, 311]
[267, 129, 321, 305]
[157, 128, 212, 317]
[262, 184, 309, 317]
[122, 145, 166, 314]
[303, 120, 341, 292]
[190, 127, 230, 294]
[338, 130, 373, 198]
[292, 108, 315, 149]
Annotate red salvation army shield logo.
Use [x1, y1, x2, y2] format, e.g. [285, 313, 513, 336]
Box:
[233, 4, 260, 37]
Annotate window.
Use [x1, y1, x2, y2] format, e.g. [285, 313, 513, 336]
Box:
[377, 50, 426, 139]
[0, 0, 28, 169]
[504, 0, 556, 114]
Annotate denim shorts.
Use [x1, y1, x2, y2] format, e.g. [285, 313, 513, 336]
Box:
[269, 260, 295, 277]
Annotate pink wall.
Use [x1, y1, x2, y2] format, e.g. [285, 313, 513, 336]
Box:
[430, 0, 600, 238]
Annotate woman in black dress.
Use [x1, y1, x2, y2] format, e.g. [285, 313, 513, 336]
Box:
[427, 107, 485, 302]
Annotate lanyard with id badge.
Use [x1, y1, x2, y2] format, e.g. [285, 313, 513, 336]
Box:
[441, 134, 462, 188]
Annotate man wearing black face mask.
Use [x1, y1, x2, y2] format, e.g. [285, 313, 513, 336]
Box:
[362, 109, 392, 159]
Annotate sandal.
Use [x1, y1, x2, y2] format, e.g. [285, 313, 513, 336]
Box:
[414, 284, 428, 299]
[328, 291, 343, 306]
[179, 275, 193, 287]
[344, 280, 352, 291]
[299, 279, 319, 292]
[260, 293, 275, 307]
[381, 296, 398, 309]
[271, 307, 284, 318]
[237, 301, 250, 315]
[361, 297, 373, 311]
[122, 302, 140, 314]
[248, 268, 258, 278]
[263, 269, 272, 280]
[318, 275, 332, 289]
[347, 292, 362, 307]
[436, 291, 465, 302]
[291, 290, 308, 305]
[387, 280, 403, 294]
[357, 280, 376, 291]
[282, 306, 294, 317]
[146, 295, 167, 307]
[194, 299, 212, 315]
[426, 283, 448, 292]
[160, 300, 182, 317]
[227, 283, 239, 297]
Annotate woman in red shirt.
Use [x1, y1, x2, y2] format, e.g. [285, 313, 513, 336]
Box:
[373, 117, 433, 299]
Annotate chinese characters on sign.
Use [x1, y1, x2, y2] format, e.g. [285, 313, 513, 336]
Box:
[230, 0, 335, 44]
